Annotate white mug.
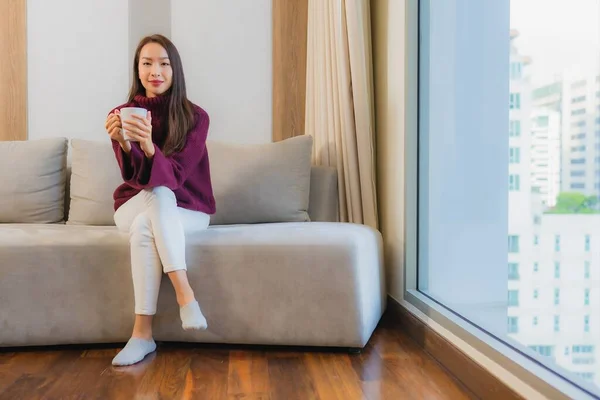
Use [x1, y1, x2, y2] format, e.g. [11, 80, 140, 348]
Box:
[119, 107, 148, 141]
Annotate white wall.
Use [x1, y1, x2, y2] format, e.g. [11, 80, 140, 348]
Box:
[27, 0, 273, 144]
[171, 0, 272, 144]
[27, 0, 129, 141]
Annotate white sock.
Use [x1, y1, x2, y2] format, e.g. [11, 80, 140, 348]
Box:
[180, 300, 208, 330]
[112, 337, 157, 366]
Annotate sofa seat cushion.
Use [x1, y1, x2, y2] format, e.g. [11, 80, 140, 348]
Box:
[0, 222, 384, 348]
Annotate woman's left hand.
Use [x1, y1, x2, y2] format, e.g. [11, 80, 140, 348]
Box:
[123, 111, 155, 158]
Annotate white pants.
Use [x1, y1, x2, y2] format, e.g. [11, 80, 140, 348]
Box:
[114, 186, 210, 315]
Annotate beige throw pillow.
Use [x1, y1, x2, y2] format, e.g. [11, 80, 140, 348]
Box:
[67, 139, 122, 225]
[208, 135, 313, 225]
[0, 138, 68, 223]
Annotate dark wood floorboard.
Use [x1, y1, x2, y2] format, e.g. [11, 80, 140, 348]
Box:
[0, 312, 474, 400]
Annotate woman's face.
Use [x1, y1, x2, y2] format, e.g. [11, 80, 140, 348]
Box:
[138, 42, 173, 98]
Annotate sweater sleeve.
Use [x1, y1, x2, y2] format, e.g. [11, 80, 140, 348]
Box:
[129, 109, 210, 190]
[111, 139, 148, 189]
[108, 104, 150, 190]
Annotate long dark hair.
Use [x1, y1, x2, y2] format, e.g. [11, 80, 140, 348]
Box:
[128, 34, 196, 156]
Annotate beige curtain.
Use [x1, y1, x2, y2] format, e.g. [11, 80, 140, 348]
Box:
[305, 0, 378, 229]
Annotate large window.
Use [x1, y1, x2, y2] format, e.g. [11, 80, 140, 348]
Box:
[417, 0, 600, 396]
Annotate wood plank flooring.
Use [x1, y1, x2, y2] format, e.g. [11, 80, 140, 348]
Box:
[0, 312, 474, 400]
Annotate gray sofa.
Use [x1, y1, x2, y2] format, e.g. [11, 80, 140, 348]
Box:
[0, 136, 385, 349]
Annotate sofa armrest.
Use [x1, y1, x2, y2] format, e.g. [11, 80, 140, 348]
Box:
[308, 166, 339, 222]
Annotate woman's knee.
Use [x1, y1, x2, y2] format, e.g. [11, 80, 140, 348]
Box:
[151, 186, 176, 202]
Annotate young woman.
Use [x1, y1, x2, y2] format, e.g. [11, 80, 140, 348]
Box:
[104, 34, 215, 366]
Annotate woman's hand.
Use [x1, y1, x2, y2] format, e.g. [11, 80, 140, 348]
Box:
[105, 110, 131, 154]
[123, 111, 154, 158]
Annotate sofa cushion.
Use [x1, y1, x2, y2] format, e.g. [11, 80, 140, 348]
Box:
[207, 135, 313, 225]
[0, 138, 68, 223]
[67, 139, 122, 225]
[67, 135, 314, 226]
[0, 222, 384, 347]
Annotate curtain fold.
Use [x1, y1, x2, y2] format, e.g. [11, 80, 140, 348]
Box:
[305, 0, 378, 229]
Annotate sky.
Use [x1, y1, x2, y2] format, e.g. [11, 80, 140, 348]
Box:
[510, 0, 600, 85]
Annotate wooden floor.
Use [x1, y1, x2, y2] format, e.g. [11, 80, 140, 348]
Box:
[0, 312, 473, 400]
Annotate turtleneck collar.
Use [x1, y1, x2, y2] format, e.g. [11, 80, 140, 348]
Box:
[133, 93, 170, 115]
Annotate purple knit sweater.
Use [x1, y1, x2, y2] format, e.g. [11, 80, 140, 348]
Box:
[109, 94, 216, 214]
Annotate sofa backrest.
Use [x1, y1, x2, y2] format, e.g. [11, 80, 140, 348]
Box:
[61, 137, 339, 225]
[0, 137, 338, 225]
[63, 164, 339, 224]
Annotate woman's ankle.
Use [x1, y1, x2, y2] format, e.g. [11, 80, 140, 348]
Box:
[131, 331, 153, 341]
[177, 288, 196, 307]
[132, 314, 154, 340]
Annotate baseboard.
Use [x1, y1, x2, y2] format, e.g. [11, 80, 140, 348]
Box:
[386, 296, 523, 400]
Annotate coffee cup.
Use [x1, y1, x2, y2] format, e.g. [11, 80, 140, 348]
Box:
[119, 107, 148, 141]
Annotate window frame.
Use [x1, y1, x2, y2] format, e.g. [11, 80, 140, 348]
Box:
[403, 1, 598, 398]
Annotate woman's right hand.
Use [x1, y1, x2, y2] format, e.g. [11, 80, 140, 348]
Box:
[105, 110, 131, 153]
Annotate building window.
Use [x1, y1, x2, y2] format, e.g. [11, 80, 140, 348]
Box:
[508, 235, 519, 253]
[533, 317, 539, 326]
[573, 345, 594, 353]
[585, 261, 591, 279]
[509, 93, 521, 110]
[554, 288, 560, 305]
[585, 234, 590, 251]
[534, 289, 539, 299]
[571, 145, 586, 152]
[554, 235, 560, 251]
[509, 147, 520, 164]
[508, 317, 519, 334]
[554, 316, 560, 332]
[534, 235, 539, 245]
[571, 95, 586, 103]
[535, 115, 549, 127]
[571, 158, 586, 165]
[530, 345, 553, 357]
[584, 289, 590, 306]
[571, 183, 586, 189]
[571, 108, 586, 115]
[508, 263, 519, 280]
[534, 262, 539, 272]
[571, 170, 585, 177]
[509, 174, 520, 191]
[554, 262, 560, 278]
[508, 290, 519, 306]
[509, 120, 521, 137]
[584, 315, 590, 333]
[576, 373, 595, 381]
[573, 358, 595, 365]
[510, 62, 522, 79]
